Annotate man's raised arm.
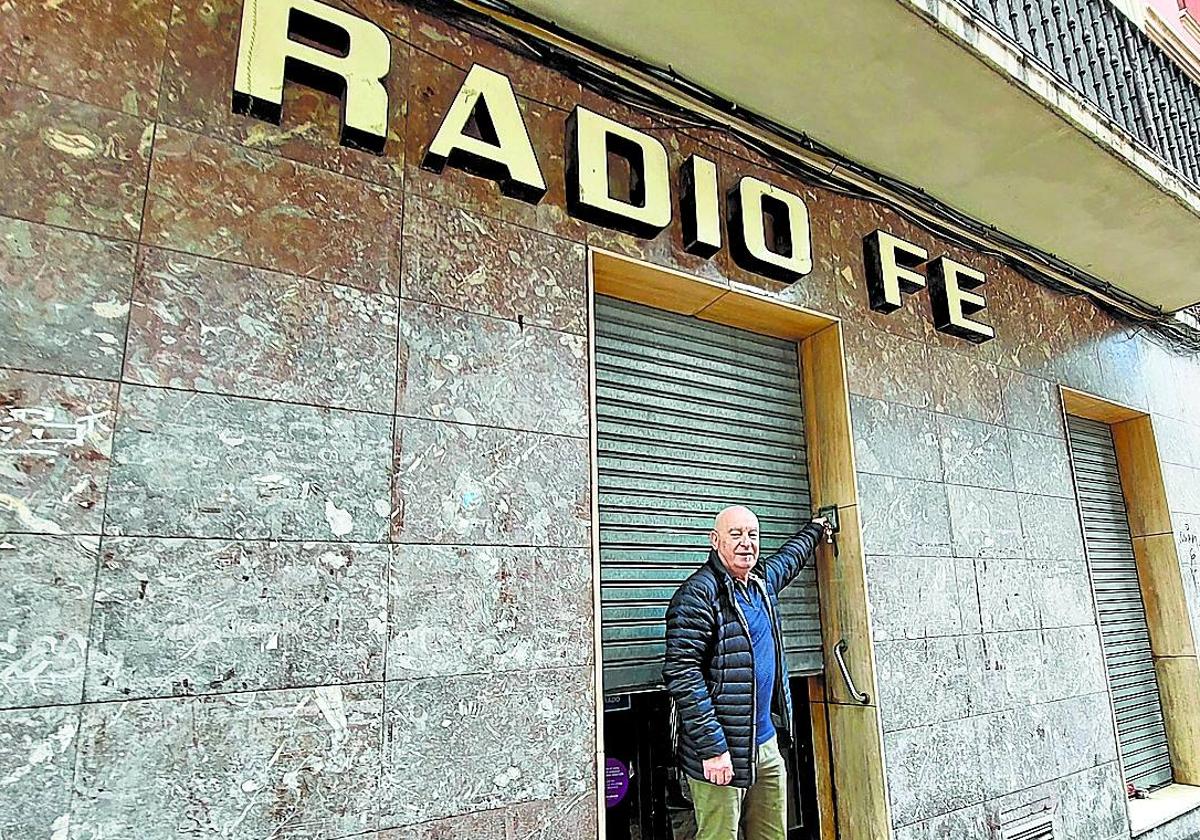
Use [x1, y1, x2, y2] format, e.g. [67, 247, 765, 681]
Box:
[763, 518, 828, 591]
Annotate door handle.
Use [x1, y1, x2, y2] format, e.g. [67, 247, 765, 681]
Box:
[833, 639, 870, 705]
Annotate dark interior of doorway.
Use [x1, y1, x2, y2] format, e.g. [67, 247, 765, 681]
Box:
[603, 680, 819, 840]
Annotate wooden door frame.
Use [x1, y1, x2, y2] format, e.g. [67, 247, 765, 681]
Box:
[586, 249, 893, 840]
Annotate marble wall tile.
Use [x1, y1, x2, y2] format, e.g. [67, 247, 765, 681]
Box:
[507, 792, 597, 840]
[849, 396, 942, 482]
[1030, 558, 1097, 629]
[143, 127, 401, 294]
[841, 321, 934, 411]
[392, 418, 590, 547]
[0, 0, 23, 82]
[14, 0, 171, 118]
[1046, 337, 1106, 400]
[1093, 327, 1149, 411]
[1169, 349, 1200, 419]
[976, 630, 1046, 714]
[0, 369, 116, 535]
[974, 558, 1038, 632]
[1019, 493, 1086, 560]
[946, 485, 1024, 559]
[974, 708, 1037, 799]
[1163, 463, 1200, 516]
[404, 51, 584, 241]
[884, 717, 985, 826]
[0, 80, 151, 240]
[406, 9, 580, 112]
[387, 544, 591, 679]
[86, 538, 388, 701]
[938, 416, 1015, 491]
[0, 534, 96, 709]
[397, 300, 587, 436]
[1175, 511, 1200, 642]
[786, 211, 856, 320]
[1049, 626, 1108, 702]
[104, 385, 393, 540]
[980, 693, 1118, 800]
[0, 704, 79, 838]
[0, 218, 135, 379]
[1037, 692, 1119, 781]
[1154, 415, 1200, 469]
[72, 684, 384, 839]
[988, 278, 1071, 379]
[381, 668, 593, 827]
[928, 347, 1004, 425]
[978, 626, 1105, 713]
[1140, 337, 1189, 422]
[1008, 429, 1075, 498]
[159, 0, 407, 187]
[125, 248, 399, 413]
[1000, 368, 1065, 439]
[893, 804, 989, 840]
[1184, 562, 1200, 648]
[323, 0, 413, 38]
[401, 195, 587, 335]
[857, 474, 952, 557]
[377, 809, 506, 840]
[875, 635, 983, 732]
[1048, 762, 1128, 840]
[866, 555, 980, 641]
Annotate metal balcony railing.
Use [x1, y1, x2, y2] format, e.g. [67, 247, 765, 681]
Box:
[964, 0, 1200, 188]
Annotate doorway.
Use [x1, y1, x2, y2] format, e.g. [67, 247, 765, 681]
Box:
[586, 249, 893, 840]
[593, 294, 821, 839]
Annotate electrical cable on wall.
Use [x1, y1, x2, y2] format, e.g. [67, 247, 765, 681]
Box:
[359, 0, 1200, 353]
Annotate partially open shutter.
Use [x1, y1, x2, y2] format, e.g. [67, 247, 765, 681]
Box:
[1066, 414, 1173, 790]
[595, 295, 820, 692]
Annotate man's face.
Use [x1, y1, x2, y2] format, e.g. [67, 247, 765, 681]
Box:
[710, 506, 760, 581]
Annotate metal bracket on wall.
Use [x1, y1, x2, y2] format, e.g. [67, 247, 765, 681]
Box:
[833, 639, 869, 705]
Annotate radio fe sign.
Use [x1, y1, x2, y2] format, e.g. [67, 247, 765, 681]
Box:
[232, 0, 995, 345]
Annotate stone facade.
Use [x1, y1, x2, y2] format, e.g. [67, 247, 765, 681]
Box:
[1, 1, 1199, 839]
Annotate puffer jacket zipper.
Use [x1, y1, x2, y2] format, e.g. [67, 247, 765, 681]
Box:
[727, 577, 757, 786]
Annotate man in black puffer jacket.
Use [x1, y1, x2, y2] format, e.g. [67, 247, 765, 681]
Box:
[663, 505, 829, 840]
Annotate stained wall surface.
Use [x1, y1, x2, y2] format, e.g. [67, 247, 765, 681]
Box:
[1, 1, 1199, 839]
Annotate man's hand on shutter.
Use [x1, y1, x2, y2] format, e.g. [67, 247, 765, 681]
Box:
[702, 751, 734, 786]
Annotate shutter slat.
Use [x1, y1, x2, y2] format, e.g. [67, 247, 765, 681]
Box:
[597, 296, 820, 691]
[1067, 415, 1174, 790]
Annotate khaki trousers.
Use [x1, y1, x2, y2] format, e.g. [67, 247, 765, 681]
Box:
[687, 737, 788, 840]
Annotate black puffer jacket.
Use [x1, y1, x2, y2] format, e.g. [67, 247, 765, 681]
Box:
[662, 521, 825, 788]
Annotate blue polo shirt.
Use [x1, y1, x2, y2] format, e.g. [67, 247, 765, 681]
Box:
[735, 582, 777, 745]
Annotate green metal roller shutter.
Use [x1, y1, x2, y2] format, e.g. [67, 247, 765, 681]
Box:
[1066, 414, 1173, 790]
[595, 295, 820, 693]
